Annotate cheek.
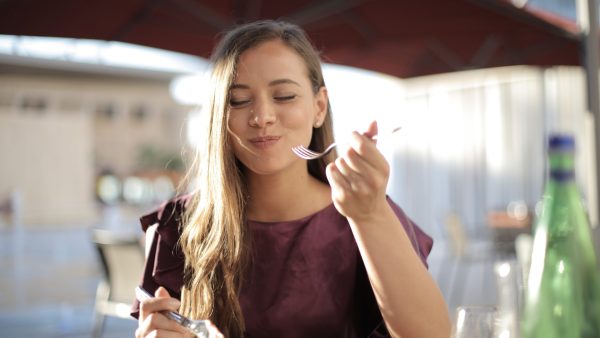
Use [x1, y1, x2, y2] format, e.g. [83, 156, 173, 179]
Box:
[230, 141, 245, 162]
[225, 114, 246, 157]
[281, 105, 317, 144]
[283, 105, 314, 127]
[227, 112, 246, 132]
[228, 123, 244, 150]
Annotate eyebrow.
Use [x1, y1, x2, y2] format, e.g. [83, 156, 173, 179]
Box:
[230, 78, 301, 90]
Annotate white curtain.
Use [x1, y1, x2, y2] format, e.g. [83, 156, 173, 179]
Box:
[385, 66, 592, 242]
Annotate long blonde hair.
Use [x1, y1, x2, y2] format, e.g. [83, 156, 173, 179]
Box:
[179, 20, 336, 337]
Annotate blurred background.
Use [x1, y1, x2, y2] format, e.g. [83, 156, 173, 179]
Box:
[1, 0, 599, 337]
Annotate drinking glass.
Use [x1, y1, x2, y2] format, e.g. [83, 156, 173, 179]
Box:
[452, 305, 498, 338]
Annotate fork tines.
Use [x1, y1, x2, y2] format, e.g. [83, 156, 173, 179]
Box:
[291, 146, 321, 160]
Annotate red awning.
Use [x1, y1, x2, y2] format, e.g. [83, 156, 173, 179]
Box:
[0, 0, 582, 78]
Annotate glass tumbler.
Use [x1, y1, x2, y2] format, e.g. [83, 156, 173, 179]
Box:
[452, 305, 498, 338]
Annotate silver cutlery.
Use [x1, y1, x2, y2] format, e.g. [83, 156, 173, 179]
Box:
[292, 126, 402, 160]
[135, 286, 210, 338]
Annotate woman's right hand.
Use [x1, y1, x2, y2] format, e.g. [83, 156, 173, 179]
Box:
[136, 286, 190, 338]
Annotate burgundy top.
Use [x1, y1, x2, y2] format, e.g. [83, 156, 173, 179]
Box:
[131, 195, 433, 338]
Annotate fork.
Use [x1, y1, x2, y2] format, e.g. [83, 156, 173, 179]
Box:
[292, 126, 402, 160]
[135, 286, 210, 338]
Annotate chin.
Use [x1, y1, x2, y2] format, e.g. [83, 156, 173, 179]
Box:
[243, 158, 292, 176]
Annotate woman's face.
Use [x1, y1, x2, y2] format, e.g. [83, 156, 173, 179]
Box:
[227, 39, 327, 176]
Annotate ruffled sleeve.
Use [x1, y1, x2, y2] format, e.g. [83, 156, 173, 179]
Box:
[387, 196, 433, 268]
[130, 194, 192, 319]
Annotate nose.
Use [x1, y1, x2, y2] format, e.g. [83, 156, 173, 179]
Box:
[249, 100, 277, 127]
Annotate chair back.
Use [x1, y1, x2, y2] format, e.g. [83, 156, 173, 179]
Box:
[92, 229, 144, 304]
[445, 213, 468, 257]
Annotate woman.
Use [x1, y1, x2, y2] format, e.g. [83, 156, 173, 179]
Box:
[133, 20, 450, 338]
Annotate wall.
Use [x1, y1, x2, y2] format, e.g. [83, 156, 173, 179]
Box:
[0, 73, 191, 226]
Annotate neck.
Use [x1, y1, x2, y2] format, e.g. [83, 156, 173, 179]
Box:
[245, 166, 331, 222]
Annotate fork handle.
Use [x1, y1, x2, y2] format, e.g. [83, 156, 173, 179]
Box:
[373, 126, 401, 139]
[135, 286, 185, 325]
[352, 126, 401, 142]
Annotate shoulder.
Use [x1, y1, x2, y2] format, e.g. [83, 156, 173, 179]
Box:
[131, 194, 192, 318]
[139, 193, 193, 246]
[138, 194, 192, 284]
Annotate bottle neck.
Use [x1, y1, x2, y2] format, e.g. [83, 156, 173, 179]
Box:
[549, 150, 575, 181]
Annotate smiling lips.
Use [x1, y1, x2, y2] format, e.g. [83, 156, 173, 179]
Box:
[249, 136, 281, 149]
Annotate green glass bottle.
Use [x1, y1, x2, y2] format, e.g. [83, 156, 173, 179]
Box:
[521, 134, 600, 338]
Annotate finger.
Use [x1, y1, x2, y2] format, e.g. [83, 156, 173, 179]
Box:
[348, 131, 389, 171]
[138, 312, 188, 337]
[155, 286, 171, 298]
[206, 320, 225, 338]
[334, 156, 359, 180]
[341, 145, 376, 176]
[343, 146, 390, 190]
[139, 291, 181, 323]
[349, 131, 377, 155]
[334, 156, 368, 192]
[139, 297, 181, 321]
[362, 120, 378, 140]
[326, 162, 351, 193]
[337, 155, 379, 196]
[137, 328, 187, 338]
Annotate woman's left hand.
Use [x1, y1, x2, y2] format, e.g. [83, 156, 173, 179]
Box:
[326, 120, 390, 223]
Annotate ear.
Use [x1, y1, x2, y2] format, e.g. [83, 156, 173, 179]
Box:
[313, 86, 328, 127]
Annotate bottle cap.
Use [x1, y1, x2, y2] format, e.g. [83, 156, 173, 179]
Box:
[549, 134, 575, 151]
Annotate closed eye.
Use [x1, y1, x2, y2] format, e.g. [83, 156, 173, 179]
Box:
[229, 99, 251, 108]
[274, 95, 296, 102]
